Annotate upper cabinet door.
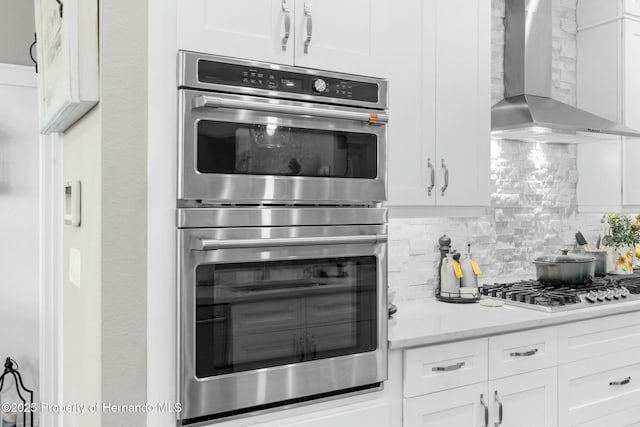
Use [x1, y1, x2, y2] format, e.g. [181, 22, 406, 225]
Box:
[292, 0, 389, 76]
[177, 0, 295, 64]
[435, 0, 491, 206]
[624, 19, 640, 131]
[622, 19, 640, 206]
[386, 0, 437, 206]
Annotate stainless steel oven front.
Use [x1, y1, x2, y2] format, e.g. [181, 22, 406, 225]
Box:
[177, 212, 388, 423]
[178, 51, 388, 205]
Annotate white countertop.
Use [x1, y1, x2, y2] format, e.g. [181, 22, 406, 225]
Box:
[388, 297, 640, 349]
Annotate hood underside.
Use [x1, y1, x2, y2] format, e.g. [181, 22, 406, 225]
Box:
[492, 95, 640, 143]
[491, 0, 640, 143]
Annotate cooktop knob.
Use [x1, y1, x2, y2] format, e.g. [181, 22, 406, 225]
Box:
[313, 78, 327, 93]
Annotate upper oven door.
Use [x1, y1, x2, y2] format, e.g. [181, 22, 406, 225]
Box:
[178, 225, 388, 421]
[179, 90, 388, 205]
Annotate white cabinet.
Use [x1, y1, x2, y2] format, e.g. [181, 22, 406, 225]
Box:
[177, 0, 294, 64]
[577, 10, 640, 211]
[558, 347, 640, 426]
[177, 0, 388, 76]
[404, 338, 488, 397]
[404, 383, 489, 427]
[403, 332, 556, 427]
[385, 0, 435, 206]
[488, 368, 558, 427]
[292, 0, 389, 76]
[387, 0, 491, 207]
[488, 327, 558, 380]
[404, 370, 557, 427]
[622, 19, 640, 207]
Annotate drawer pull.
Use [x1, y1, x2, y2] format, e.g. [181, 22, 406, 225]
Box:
[480, 394, 489, 427]
[432, 361, 465, 372]
[510, 348, 538, 357]
[609, 376, 631, 386]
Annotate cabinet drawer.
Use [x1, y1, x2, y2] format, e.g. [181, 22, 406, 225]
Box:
[558, 312, 640, 364]
[574, 405, 640, 427]
[489, 327, 558, 379]
[404, 338, 488, 397]
[559, 347, 640, 426]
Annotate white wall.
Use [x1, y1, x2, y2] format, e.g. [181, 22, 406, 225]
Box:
[60, 0, 148, 425]
[0, 0, 35, 66]
[0, 64, 39, 409]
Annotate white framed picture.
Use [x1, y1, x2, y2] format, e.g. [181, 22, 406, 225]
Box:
[34, 0, 99, 134]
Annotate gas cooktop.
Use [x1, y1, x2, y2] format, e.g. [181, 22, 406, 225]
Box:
[481, 274, 640, 312]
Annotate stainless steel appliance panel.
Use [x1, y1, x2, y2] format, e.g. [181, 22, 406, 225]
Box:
[179, 51, 388, 110]
[179, 90, 387, 204]
[177, 207, 387, 229]
[178, 225, 388, 420]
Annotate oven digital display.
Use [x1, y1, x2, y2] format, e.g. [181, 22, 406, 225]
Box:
[280, 78, 302, 91]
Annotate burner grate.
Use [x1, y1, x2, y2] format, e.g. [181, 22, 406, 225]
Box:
[481, 272, 640, 311]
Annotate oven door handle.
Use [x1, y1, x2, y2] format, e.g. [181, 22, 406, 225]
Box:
[195, 235, 388, 251]
[192, 95, 389, 124]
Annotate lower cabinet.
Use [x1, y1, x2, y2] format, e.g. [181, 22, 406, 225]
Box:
[399, 312, 640, 427]
[404, 383, 489, 427]
[558, 347, 640, 426]
[488, 368, 558, 427]
[404, 368, 557, 427]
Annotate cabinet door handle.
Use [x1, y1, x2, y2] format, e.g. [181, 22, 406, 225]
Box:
[609, 376, 631, 386]
[441, 158, 449, 196]
[432, 361, 465, 372]
[303, 3, 313, 54]
[480, 394, 489, 427]
[281, 0, 291, 51]
[494, 391, 503, 427]
[427, 158, 435, 196]
[510, 348, 538, 357]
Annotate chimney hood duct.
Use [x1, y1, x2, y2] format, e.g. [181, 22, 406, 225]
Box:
[491, 0, 640, 143]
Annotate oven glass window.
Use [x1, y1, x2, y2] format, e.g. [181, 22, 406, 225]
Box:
[195, 256, 377, 378]
[196, 121, 378, 179]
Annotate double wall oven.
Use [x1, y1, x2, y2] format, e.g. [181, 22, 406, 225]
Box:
[177, 51, 389, 424]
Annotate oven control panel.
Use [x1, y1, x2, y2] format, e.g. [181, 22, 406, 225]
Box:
[195, 59, 379, 103]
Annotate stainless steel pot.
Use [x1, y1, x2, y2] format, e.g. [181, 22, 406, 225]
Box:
[533, 250, 596, 285]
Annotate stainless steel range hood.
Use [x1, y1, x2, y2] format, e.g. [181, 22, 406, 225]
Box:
[491, 0, 640, 143]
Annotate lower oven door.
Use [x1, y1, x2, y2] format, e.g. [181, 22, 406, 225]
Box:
[178, 225, 388, 421]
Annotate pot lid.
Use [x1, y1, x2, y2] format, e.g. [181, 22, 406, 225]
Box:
[534, 250, 596, 264]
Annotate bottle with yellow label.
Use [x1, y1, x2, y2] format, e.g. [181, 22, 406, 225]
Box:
[440, 253, 462, 297]
[460, 244, 482, 293]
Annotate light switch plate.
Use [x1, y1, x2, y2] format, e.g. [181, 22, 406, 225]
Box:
[64, 181, 81, 226]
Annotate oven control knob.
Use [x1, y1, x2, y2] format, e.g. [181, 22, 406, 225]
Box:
[313, 79, 327, 93]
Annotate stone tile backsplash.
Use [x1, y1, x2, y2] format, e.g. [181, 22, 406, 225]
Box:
[388, 0, 604, 301]
[388, 141, 604, 300]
